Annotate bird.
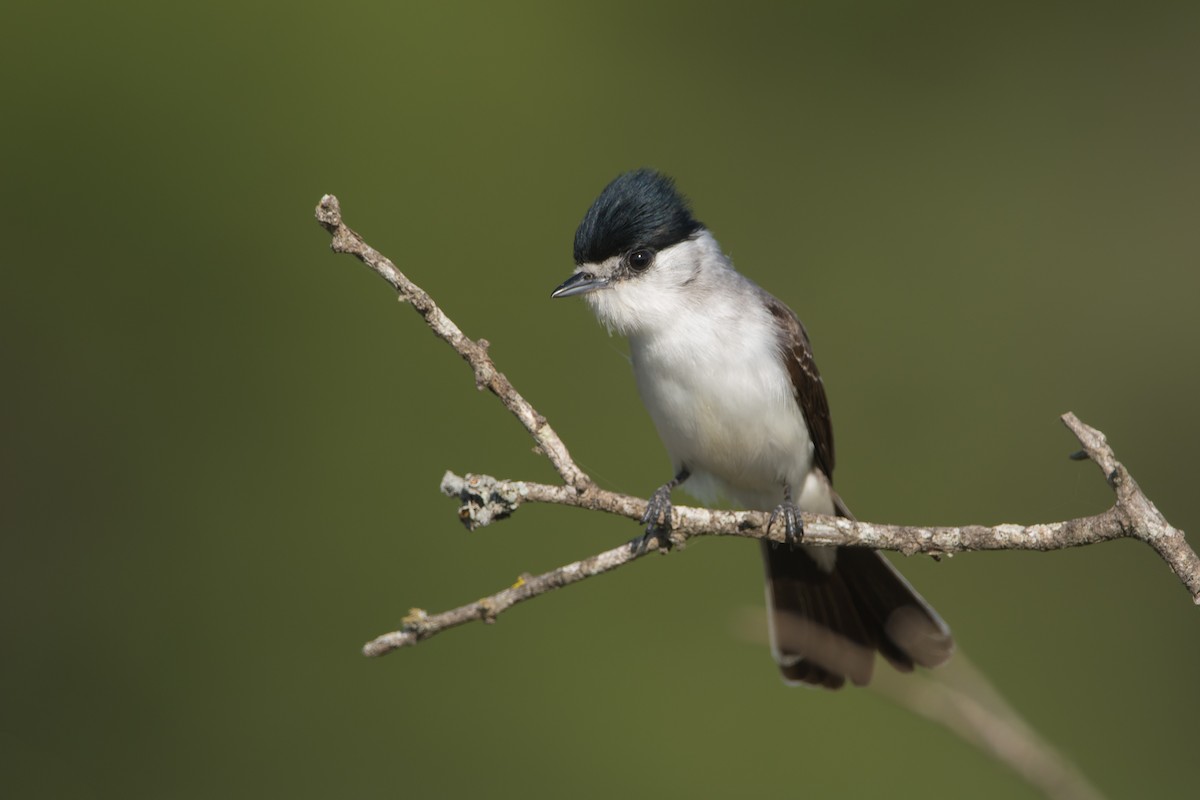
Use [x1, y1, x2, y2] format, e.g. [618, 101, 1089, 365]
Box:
[551, 169, 954, 688]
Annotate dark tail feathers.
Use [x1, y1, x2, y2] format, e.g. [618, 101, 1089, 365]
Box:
[762, 542, 954, 689]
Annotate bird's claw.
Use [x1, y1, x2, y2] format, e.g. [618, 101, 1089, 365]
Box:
[768, 501, 804, 549]
[639, 485, 675, 552]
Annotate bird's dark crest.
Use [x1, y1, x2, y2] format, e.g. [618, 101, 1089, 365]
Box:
[574, 169, 704, 265]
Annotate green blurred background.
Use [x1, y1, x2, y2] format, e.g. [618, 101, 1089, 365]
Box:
[4, 2, 1198, 797]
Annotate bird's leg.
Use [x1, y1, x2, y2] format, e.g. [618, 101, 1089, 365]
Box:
[639, 467, 690, 552]
[768, 484, 804, 549]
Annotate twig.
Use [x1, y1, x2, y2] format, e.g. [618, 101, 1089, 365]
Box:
[313, 194, 1198, 661]
[315, 194, 591, 492]
[1060, 413, 1200, 600]
[363, 531, 652, 657]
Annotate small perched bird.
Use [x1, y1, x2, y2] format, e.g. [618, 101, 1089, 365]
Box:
[552, 169, 953, 688]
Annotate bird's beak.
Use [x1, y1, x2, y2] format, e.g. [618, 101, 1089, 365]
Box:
[551, 271, 608, 299]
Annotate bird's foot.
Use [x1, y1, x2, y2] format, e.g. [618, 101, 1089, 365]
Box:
[639, 485, 676, 552]
[768, 500, 804, 549]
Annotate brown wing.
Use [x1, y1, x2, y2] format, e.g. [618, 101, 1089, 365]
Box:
[760, 295, 955, 689]
[763, 295, 835, 481]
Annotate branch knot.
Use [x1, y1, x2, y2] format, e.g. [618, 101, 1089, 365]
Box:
[440, 471, 523, 530]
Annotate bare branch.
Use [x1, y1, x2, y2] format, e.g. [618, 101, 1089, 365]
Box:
[362, 529, 656, 657]
[437, 471, 1125, 555]
[315, 194, 592, 491]
[1061, 412, 1200, 601]
[366, 413, 1188, 656]
[312, 194, 1198, 663]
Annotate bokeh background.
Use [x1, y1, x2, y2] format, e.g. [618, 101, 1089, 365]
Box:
[4, 2, 1198, 797]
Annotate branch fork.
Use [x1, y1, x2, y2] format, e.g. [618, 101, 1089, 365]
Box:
[314, 193, 1198, 662]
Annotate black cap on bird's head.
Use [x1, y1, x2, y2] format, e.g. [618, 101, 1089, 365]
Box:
[572, 169, 703, 266]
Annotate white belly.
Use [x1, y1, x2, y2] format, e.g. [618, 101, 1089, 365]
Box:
[630, 324, 832, 515]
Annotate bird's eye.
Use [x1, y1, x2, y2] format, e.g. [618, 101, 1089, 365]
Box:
[627, 249, 655, 272]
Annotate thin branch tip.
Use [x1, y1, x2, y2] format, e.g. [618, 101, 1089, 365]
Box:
[315, 194, 342, 229]
[314, 194, 591, 490]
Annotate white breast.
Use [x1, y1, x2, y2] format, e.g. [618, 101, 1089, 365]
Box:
[628, 292, 821, 513]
